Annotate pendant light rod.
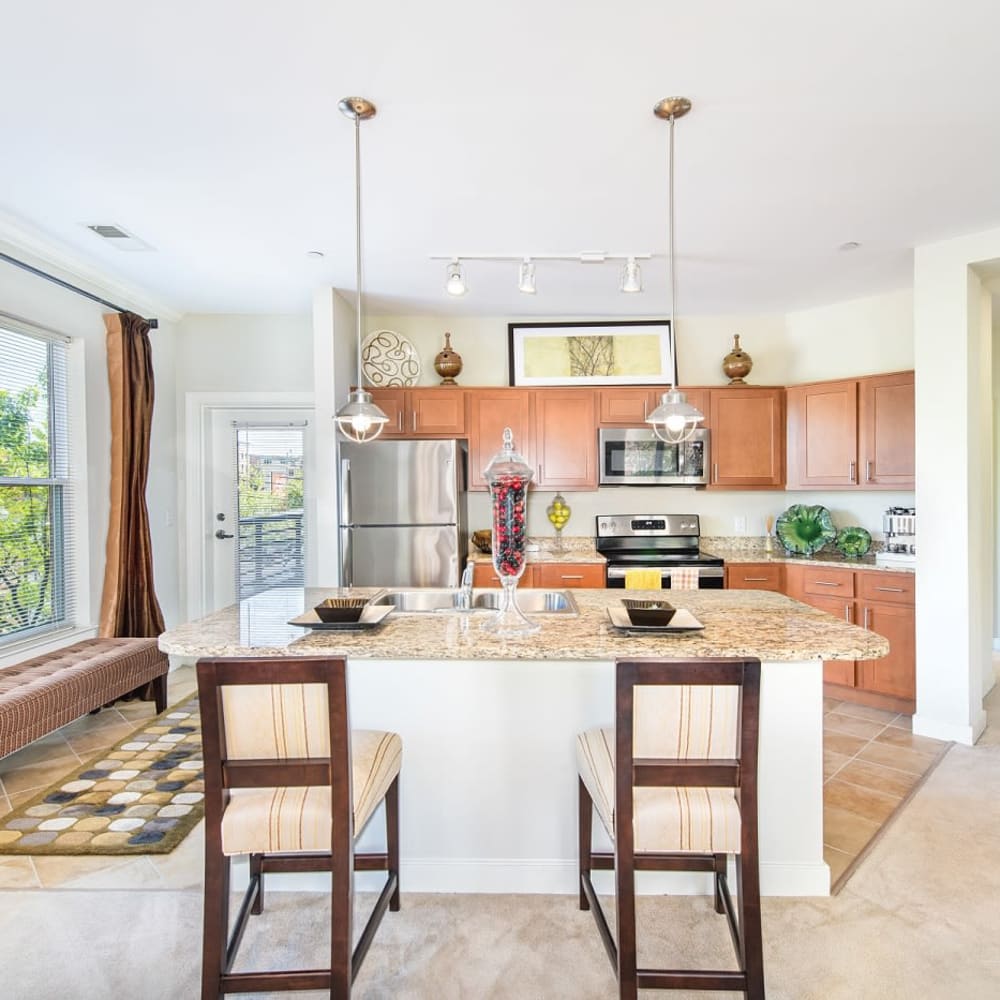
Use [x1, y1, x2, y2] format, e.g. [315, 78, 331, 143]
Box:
[339, 97, 376, 390]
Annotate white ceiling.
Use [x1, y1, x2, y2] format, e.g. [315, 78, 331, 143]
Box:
[3, 1, 1000, 319]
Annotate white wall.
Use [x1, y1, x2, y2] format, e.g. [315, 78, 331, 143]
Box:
[0, 248, 180, 646]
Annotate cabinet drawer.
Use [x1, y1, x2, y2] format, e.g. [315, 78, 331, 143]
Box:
[802, 567, 855, 598]
[535, 563, 605, 589]
[726, 563, 783, 591]
[472, 563, 537, 588]
[857, 571, 914, 606]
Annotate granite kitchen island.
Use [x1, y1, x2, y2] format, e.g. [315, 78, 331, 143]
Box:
[160, 587, 887, 897]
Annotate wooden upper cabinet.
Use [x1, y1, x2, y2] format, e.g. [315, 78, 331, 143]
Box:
[786, 371, 914, 490]
[858, 372, 914, 488]
[532, 389, 598, 490]
[708, 387, 785, 488]
[466, 388, 532, 491]
[368, 388, 466, 438]
[786, 380, 858, 488]
[598, 388, 660, 425]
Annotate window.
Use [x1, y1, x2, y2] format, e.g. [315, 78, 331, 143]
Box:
[0, 323, 74, 643]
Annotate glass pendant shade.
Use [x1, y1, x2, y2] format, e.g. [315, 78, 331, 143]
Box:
[335, 388, 390, 442]
[647, 388, 704, 443]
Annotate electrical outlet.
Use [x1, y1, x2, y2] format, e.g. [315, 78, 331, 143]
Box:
[734, 515, 747, 536]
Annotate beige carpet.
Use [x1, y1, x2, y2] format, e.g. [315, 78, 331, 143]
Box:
[2, 738, 999, 998]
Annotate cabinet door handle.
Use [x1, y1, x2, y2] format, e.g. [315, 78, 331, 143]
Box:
[875, 586, 905, 593]
[863, 607, 870, 629]
[412, 411, 417, 432]
[397, 410, 403, 432]
[844, 604, 852, 622]
[813, 581, 842, 587]
[866, 459, 873, 482]
[537, 464, 543, 482]
[561, 574, 584, 580]
[712, 463, 718, 483]
[849, 460, 856, 483]
[743, 576, 769, 582]
[642, 398, 648, 420]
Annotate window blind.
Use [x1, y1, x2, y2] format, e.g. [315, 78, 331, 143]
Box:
[0, 324, 76, 642]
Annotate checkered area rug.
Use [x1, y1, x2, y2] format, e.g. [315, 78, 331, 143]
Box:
[0, 696, 203, 855]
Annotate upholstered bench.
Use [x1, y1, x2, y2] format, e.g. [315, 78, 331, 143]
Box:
[0, 637, 169, 760]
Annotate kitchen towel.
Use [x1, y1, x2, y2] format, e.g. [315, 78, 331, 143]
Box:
[624, 568, 662, 590]
[669, 567, 700, 590]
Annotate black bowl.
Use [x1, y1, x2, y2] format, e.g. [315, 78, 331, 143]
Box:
[622, 598, 676, 627]
[314, 598, 368, 623]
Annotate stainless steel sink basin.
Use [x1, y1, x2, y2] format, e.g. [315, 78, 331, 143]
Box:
[370, 588, 578, 615]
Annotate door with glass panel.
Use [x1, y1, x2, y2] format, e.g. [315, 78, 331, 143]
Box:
[207, 413, 308, 610]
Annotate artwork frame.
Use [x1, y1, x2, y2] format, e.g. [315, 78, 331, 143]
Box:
[507, 320, 677, 387]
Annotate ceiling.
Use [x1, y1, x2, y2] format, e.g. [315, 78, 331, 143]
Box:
[3, 1, 1000, 319]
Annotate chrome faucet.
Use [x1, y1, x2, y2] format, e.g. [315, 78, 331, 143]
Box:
[457, 562, 475, 610]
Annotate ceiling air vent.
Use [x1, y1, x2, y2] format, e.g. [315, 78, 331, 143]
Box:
[84, 223, 153, 251]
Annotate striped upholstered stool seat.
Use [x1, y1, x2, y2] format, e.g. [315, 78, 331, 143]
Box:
[576, 727, 741, 854]
[221, 729, 402, 855]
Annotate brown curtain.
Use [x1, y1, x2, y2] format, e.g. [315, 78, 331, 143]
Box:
[98, 312, 165, 638]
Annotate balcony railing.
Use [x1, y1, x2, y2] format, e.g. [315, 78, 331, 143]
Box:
[237, 510, 304, 599]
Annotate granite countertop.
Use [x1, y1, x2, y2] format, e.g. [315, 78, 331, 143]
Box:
[468, 536, 604, 565]
[702, 543, 913, 574]
[158, 587, 887, 663]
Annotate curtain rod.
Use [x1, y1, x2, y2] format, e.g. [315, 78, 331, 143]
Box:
[0, 251, 159, 329]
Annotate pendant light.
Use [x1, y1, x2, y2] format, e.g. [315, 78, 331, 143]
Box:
[335, 96, 389, 443]
[646, 97, 705, 444]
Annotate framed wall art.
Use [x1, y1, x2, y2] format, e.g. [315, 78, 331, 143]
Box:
[507, 320, 676, 387]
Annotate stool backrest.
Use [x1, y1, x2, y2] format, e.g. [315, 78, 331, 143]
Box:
[614, 657, 761, 853]
[196, 656, 353, 836]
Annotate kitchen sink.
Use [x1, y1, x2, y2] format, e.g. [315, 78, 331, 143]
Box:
[369, 588, 579, 615]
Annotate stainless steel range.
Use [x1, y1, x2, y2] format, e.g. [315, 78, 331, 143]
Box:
[595, 514, 725, 589]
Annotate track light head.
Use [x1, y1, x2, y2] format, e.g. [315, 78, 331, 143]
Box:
[518, 258, 536, 294]
[620, 256, 643, 293]
[445, 259, 467, 296]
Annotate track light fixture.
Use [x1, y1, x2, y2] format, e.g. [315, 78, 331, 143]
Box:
[517, 258, 536, 295]
[619, 256, 642, 293]
[445, 259, 467, 296]
[431, 252, 651, 297]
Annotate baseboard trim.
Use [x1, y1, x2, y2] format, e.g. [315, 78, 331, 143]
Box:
[913, 710, 987, 745]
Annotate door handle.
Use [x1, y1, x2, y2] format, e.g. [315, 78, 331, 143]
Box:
[712, 463, 718, 483]
[849, 460, 856, 483]
[875, 586, 905, 593]
[844, 604, 852, 622]
[743, 577, 770, 582]
[813, 581, 841, 587]
[561, 574, 584, 580]
[215, 529, 234, 540]
[865, 459, 873, 482]
[863, 607, 870, 629]
[412, 410, 417, 432]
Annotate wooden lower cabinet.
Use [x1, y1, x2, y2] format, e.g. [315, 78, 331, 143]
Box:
[535, 563, 605, 588]
[471, 561, 605, 589]
[724, 563, 784, 591]
[779, 564, 915, 710]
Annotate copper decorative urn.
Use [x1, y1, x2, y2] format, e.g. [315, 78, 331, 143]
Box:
[433, 332, 463, 384]
[722, 334, 753, 384]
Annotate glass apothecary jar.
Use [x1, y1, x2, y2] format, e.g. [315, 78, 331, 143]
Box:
[482, 427, 539, 636]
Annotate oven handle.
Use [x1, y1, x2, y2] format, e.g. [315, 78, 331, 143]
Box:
[606, 565, 724, 580]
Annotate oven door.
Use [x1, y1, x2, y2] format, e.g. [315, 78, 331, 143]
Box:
[598, 428, 709, 486]
[606, 565, 725, 589]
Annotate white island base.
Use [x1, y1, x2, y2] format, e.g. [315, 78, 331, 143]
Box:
[335, 654, 829, 898]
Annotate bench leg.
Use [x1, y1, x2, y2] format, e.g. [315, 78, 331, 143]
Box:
[152, 672, 168, 714]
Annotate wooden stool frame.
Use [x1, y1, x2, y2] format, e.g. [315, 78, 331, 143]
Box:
[197, 656, 400, 999]
[578, 657, 764, 999]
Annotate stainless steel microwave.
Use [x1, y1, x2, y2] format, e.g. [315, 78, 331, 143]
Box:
[598, 427, 710, 486]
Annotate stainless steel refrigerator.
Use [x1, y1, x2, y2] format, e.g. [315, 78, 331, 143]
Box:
[338, 438, 468, 587]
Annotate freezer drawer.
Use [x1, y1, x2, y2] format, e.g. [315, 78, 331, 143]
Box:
[343, 525, 462, 588]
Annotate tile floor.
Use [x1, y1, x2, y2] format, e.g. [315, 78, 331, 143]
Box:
[821, 696, 948, 889]
[0, 665, 948, 894]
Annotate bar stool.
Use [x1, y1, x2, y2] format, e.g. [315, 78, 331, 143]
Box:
[197, 655, 402, 999]
[576, 656, 764, 999]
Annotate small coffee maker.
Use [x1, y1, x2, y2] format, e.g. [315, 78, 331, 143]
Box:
[875, 506, 916, 567]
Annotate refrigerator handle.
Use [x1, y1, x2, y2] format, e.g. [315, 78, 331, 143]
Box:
[340, 527, 353, 587]
[340, 458, 351, 527]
